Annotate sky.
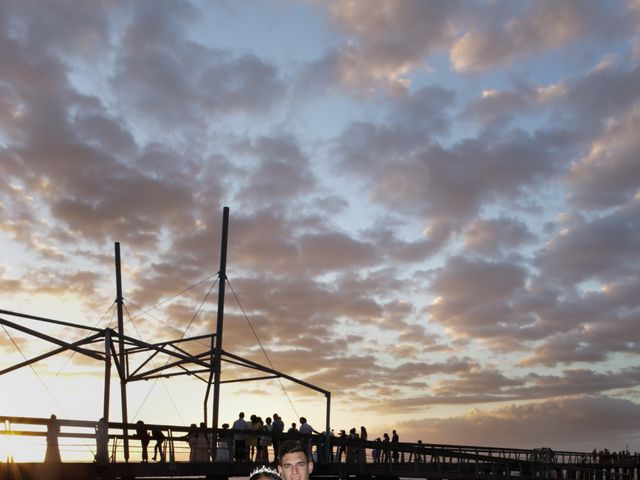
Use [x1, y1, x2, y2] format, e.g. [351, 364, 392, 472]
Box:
[1, 0, 640, 458]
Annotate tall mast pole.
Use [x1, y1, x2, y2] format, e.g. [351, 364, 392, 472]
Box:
[211, 207, 229, 458]
[103, 329, 111, 422]
[115, 242, 130, 462]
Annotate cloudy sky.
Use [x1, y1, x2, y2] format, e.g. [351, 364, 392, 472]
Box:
[1, 0, 640, 456]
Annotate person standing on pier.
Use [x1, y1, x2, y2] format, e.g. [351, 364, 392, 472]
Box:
[233, 412, 249, 462]
[95, 418, 109, 465]
[185, 423, 198, 461]
[391, 429, 399, 463]
[359, 426, 368, 464]
[135, 420, 150, 463]
[152, 427, 166, 462]
[372, 438, 381, 463]
[44, 414, 62, 463]
[381, 432, 390, 463]
[272, 414, 284, 463]
[258, 416, 273, 462]
[298, 417, 318, 458]
[217, 423, 232, 462]
[278, 440, 314, 480]
[345, 427, 358, 464]
[194, 422, 210, 462]
[248, 415, 262, 461]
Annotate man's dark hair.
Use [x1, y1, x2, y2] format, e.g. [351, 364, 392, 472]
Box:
[278, 440, 311, 464]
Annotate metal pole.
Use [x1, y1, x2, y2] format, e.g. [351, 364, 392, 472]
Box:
[115, 242, 130, 462]
[325, 392, 331, 463]
[103, 330, 111, 422]
[211, 207, 229, 459]
[203, 335, 215, 424]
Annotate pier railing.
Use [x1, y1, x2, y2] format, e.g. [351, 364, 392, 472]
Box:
[1, 415, 638, 480]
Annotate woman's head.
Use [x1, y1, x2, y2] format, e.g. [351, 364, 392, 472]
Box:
[250, 465, 282, 480]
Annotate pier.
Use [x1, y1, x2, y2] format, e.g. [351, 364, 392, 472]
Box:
[0, 415, 639, 480]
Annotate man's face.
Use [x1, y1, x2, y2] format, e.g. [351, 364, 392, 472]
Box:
[278, 451, 313, 480]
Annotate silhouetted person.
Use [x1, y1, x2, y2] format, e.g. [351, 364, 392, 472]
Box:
[287, 422, 298, 434]
[44, 414, 61, 463]
[382, 433, 390, 463]
[272, 413, 284, 462]
[391, 429, 399, 463]
[152, 428, 165, 462]
[186, 423, 198, 461]
[410, 440, 424, 463]
[328, 429, 336, 462]
[258, 416, 272, 462]
[95, 417, 109, 465]
[346, 427, 357, 464]
[248, 414, 261, 461]
[216, 423, 231, 462]
[336, 430, 347, 463]
[298, 417, 318, 458]
[359, 426, 368, 464]
[193, 422, 210, 462]
[135, 420, 150, 463]
[232, 412, 248, 462]
[372, 438, 381, 463]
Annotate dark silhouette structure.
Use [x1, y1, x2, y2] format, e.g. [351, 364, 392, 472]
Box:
[0, 207, 331, 465]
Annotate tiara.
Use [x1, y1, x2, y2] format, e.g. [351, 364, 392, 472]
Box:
[250, 465, 281, 479]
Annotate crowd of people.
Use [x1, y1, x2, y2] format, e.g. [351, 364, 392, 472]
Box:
[110, 411, 382, 465]
[86, 411, 412, 465]
[206, 412, 404, 466]
[591, 449, 638, 464]
[106, 414, 640, 469]
[38, 412, 638, 470]
[42, 414, 315, 480]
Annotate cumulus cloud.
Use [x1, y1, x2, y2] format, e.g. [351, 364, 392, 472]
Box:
[382, 132, 556, 221]
[450, 0, 635, 72]
[428, 256, 530, 343]
[363, 225, 451, 264]
[568, 108, 640, 209]
[113, 2, 286, 128]
[0, 267, 25, 294]
[464, 217, 536, 256]
[333, 85, 455, 173]
[0, 0, 112, 60]
[232, 135, 317, 206]
[324, 0, 464, 93]
[462, 89, 530, 127]
[535, 201, 640, 285]
[558, 62, 640, 133]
